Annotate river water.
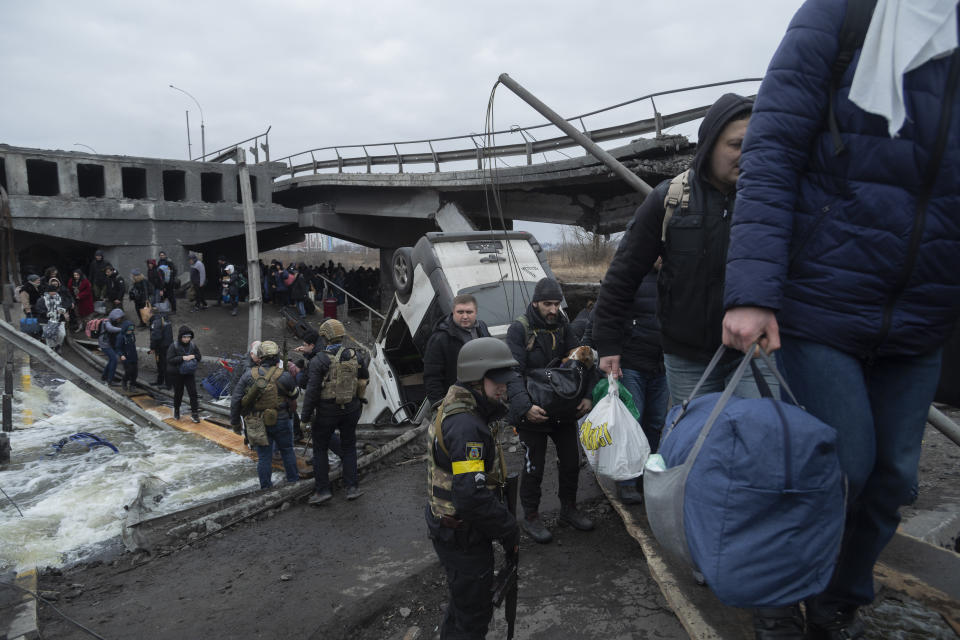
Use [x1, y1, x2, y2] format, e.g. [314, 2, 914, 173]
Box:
[0, 358, 261, 573]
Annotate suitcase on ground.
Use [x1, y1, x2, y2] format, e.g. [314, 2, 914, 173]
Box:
[323, 297, 337, 319]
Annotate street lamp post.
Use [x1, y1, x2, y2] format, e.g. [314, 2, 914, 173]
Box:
[169, 84, 206, 160]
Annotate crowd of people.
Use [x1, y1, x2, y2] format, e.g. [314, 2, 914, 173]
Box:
[422, 2, 960, 638]
[10, 3, 960, 638]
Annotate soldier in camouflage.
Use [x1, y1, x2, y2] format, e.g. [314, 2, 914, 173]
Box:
[426, 337, 521, 639]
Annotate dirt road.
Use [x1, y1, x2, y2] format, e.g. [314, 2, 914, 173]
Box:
[38, 444, 685, 639]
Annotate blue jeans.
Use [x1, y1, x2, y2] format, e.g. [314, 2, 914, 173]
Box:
[255, 416, 300, 489]
[778, 337, 941, 612]
[663, 351, 780, 407]
[102, 347, 119, 382]
[296, 300, 306, 318]
[619, 368, 669, 453]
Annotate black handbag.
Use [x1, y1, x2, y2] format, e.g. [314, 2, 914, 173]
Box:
[525, 359, 586, 418]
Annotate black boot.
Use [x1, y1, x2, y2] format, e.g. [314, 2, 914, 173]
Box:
[521, 513, 552, 544]
[173, 408, 180, 420]
[806, 608, 865, 640]
[191, 412, 201, 423]
[559, 503, 595, 531]
[752, 605, 804, 639]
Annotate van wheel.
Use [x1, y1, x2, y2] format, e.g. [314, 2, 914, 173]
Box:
[392, 247, 414, 300]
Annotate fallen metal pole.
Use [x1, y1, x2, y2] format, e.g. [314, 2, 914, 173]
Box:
[0, 319, 173, 432]
[237, 147, 263, 346]
[928, 405, 960, 448]
[497, 73, 653, 196]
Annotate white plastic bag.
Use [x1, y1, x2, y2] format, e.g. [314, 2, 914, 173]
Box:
[579, 374, 650, 481]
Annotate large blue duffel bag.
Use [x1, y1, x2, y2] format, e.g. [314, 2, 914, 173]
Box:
[644, 345, 845, 608]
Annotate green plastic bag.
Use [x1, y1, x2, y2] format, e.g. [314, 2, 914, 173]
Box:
[591, 377, 640, 421]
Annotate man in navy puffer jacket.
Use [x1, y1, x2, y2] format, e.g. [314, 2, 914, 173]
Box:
[723, 1, 960, 638]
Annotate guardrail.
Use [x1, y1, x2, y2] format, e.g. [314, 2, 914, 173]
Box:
[314, 275, 385, 338]
[273, 78, 762, 179]
[199, 127, 272, 164]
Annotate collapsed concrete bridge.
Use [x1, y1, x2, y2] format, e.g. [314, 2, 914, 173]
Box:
[0, 79, 761, 278]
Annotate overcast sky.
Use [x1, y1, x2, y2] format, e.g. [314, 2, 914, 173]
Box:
[1, 1, 803, 243]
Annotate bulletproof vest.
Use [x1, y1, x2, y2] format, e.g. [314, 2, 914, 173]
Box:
[426, 385, 506, 519]
[248, 366, 282, 412]
[320, 347, 359, 405]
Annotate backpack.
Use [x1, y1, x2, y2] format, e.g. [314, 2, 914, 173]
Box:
[660, 169, 692, 242]
[320, 347, 360, 405]
[149, 315, 168, 345]
[242, 366, 283, 425]
[85, 317, 107, 338]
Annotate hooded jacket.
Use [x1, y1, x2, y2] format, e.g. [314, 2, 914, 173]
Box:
[166, 325, 202, 375]
[593, 93, 754, 363]
[725, 0, 960, 359]
[98, 308, 125, 350]
[422, 314, 491, 405]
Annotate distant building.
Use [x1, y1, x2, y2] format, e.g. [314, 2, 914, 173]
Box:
[290, 233, 334, 251]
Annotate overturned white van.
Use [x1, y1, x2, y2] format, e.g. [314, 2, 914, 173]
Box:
[360, 231, 560, 426]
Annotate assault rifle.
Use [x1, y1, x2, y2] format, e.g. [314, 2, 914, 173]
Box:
[492, 472, 519, 639]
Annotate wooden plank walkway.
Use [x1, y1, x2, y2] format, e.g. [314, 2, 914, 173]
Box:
[129, 393, 312, 478]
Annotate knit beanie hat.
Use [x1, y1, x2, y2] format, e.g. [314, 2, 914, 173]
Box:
[108, 309, 125, 321]
[532, 277, 563, 302]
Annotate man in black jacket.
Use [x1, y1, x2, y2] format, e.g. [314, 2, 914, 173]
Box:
[89, 250, 108, 301]
[593, 93, 774, 403]
[301, 319, 369, 505]
[505, 277, 593, 544]
[103, 265, 125, 310]
[423, 294, 491, 406]
[426, 337, 520, 640]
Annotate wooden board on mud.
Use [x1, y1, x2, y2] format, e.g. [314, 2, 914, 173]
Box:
[129, 393, 312, 477]
[602, 477, 960, 639]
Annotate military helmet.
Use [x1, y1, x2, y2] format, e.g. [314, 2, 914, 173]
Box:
[319, 319, 345, 341]
[258, 340, 279, 358]
[457, 337, 519, 383]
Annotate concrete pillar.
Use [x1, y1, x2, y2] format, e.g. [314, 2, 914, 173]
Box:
[59, 159, 77, 197]
[6, 156, 27, 196]
[434, 202, 475, 232]
[104, 165, 123, 199]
